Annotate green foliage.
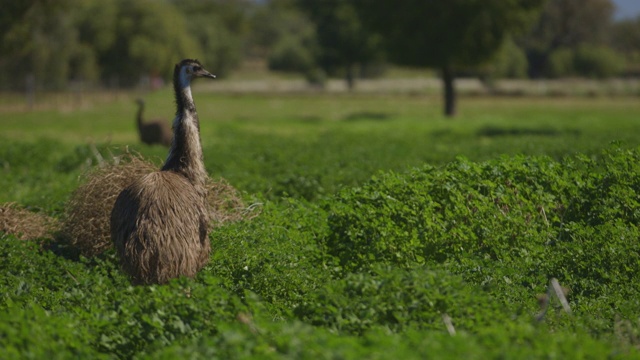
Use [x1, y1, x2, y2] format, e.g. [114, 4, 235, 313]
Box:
[323, 147, 640, 328]
[548, 47, 576, 78]
[2, 98, 640, 357]
[297, 1, 386, 87]
[573, 45, 626, 78]
[0, 234, 249, 359]
[610, 17, 640, 74]
[488, 37, 529, 79]
[268, 34, 317, 74]
[521, 0, 619, 78]
[0, 0, 245, 90]
[206, 199, 333, 317]
[549, 45, 626, 78]
[260, 6, 325, 83]
[351, 0, 545, 115]
[0, 139, 95, 212]
[324, 156, 566, 273]
[0, 1, 95, 90]
[353, 0, 544, 68]
[524, 0, 614, 52]
[144, 320, 626, 359]
[98, 0, 202, 86]
[171, 0, 247, 78]
[296, 265, 509, 335]
[0, 305, 105, 359]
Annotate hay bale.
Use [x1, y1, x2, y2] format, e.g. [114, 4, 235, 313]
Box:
[206, 177, 259, 226]
[60, 151, 257, 257]
[0, 203, 57, 240]
[60, 152, 156, 257]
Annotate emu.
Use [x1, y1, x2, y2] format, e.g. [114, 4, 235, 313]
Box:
[111, 59, 216, 285]
[135, 98, 172, 147]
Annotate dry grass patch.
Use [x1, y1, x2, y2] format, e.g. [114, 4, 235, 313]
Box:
[60, 150, 256, 257]
[0, 203, 58, 240]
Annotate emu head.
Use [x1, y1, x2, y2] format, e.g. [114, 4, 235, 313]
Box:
[175, 59, 216, 89]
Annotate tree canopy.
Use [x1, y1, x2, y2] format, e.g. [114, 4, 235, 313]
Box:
[522, 0, 616, 77]
[351, 0, 546, 116]
[0, 0, 637, 96]
[297, 1, 384, 89]
[0, 0, 246, 90]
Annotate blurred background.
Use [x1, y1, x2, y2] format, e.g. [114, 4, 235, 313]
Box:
[0, 0, 639, 116]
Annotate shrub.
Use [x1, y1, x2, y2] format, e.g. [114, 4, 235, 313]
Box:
[145, 319, 629, 359]
[488, 37, 528, 79]
[324, 155, 566, 274]
[548, 45, 626, 78]
[0, 304, 105, 359]
[323, 147, 640, 324]
[295, 265, 509, 335]
[574, 45, 626, 79]
[548, 47, 576, 78]
[206, 199, 334, 317]
[3, 126, 640, 357]
[0, 234, 250, 359]
[268, 35, 316, 74]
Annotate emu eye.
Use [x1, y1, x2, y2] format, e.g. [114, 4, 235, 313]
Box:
[192, 65, 201, 72]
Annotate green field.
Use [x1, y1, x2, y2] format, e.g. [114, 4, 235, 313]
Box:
[3, 92, 640, 206]
[1, 91, 640, 358]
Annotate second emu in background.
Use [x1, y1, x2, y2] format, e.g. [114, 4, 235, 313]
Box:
[135, 98, 172, 147]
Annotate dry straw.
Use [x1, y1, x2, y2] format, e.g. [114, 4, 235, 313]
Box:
[0, 203, 58, 240]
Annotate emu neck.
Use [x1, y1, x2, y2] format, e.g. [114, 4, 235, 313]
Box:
[162, 82, 207, 197]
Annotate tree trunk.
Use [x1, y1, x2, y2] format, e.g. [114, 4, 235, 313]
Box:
[345, 64, 355, 91]
[442, 65, 456, 117]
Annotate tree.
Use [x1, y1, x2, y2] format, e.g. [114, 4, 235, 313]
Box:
[1, 0, 254, 90]
[610, 16, 640, 76]
[521, 0, 615, 77]
[297, 1, 385, 90]
[249, 1, 323, 84]
[0, 0, 95, 90]
[93, 0, 201, 87]
[352, 0, 545, 117]
[170, 0, 250, 78]
[0, 0, 39, 36]
[547, 44, 625, 78]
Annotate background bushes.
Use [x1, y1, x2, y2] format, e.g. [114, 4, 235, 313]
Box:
[548, 45, 626, 78]
[323, 148, 640, 330]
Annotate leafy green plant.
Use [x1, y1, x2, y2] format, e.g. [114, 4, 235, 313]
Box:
[2, 97, 640, 358]
[296, 265, 509, 335]
[206, 199, 334, 317]
[322, 146, 640, 331]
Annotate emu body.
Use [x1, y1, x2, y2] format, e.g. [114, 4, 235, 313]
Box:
[111, 59, 216, 285]
[136, 99, 172, 147]
[111, 171, 209, 284]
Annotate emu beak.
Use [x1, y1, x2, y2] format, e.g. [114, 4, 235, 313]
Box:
[193, 65, 216, 79]
[200, 70, 216, 79]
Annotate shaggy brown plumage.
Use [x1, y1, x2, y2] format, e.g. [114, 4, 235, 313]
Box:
[113, 171, 209, 284]
[111, 59, 216, 285]
[136, 99, 172, 147]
